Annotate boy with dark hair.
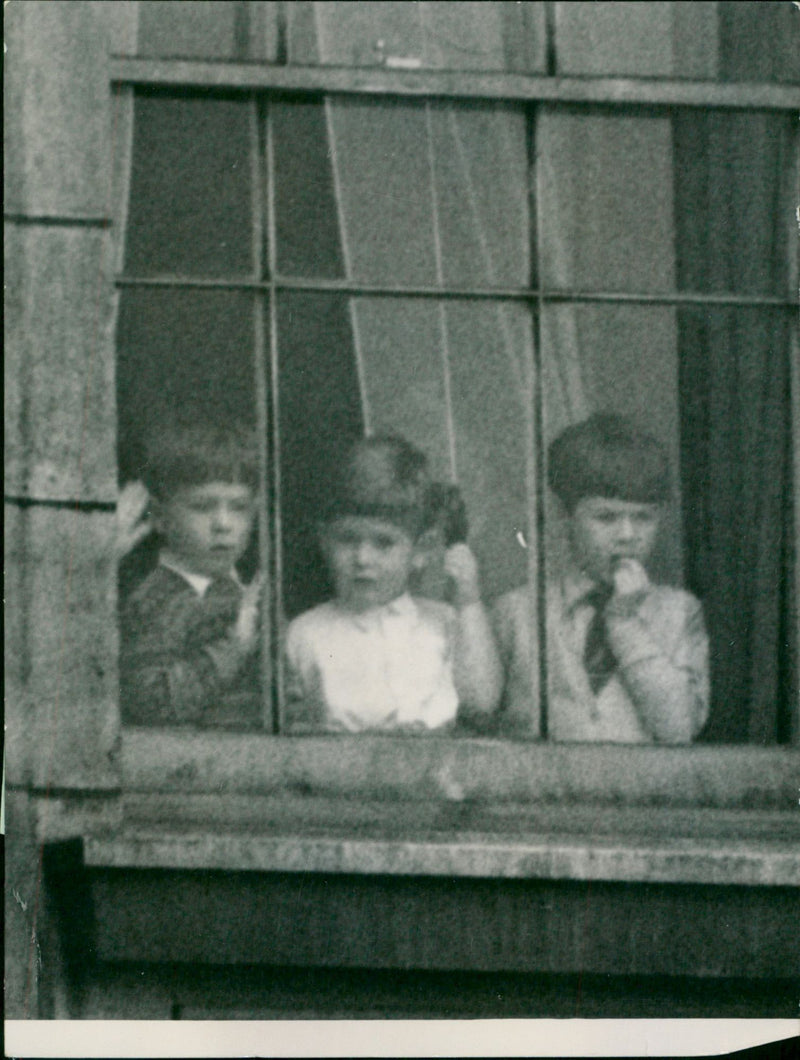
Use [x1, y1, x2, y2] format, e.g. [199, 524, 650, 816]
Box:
[285, 434, 501, 732]
[493, 413, 709, 743]
[120, 423, 262, 727]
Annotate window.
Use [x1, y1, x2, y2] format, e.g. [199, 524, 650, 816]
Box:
[114, 8, 799, 749]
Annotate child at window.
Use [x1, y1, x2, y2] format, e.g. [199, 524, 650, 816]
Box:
[285, 435, 501, 733]
[493, 414, 709, 743]
[120, 423, 262, 728]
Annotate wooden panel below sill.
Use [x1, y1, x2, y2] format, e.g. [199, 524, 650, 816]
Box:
[85, 867, 800, 978]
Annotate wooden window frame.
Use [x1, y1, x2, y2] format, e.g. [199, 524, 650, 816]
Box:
[107, 57, 800, 886]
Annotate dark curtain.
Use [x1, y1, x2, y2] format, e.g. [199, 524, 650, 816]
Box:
[673, 2, 798, 743]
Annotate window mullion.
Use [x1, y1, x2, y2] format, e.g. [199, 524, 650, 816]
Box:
[529, 101, 548, 739]
[249, 93, 275, 733]
[263, 95, 286, 733]
[113, 274, 799, 309]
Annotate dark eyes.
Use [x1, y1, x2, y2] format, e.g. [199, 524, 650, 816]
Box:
[187, 500, 250, 514]
[593, 511, 655, 526]
[371, 533, 399, 548]
[332, 533, 397, 550]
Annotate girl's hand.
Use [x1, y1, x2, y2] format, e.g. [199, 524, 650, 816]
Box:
[115, 481, 152, 559]
[443, 543, 482, 609]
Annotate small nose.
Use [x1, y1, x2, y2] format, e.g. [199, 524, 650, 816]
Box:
[617, 516, 636, 540]
[354, 540, 374, 566]
[212, 504, 234, 531]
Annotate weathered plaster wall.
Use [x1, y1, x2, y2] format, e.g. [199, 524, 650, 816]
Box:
[4, 0, 134, 1016]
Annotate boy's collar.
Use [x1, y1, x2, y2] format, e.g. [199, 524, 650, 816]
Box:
[159, 553, 241, 598]
[339, 591, 417, 628]
[561, 566, 603, 614]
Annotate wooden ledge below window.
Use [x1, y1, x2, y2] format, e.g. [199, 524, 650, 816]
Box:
[84, 795, 800, 888]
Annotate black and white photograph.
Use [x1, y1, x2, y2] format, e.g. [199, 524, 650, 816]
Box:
[5, 1, 800, 1055]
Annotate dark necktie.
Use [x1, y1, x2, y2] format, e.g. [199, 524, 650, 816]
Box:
[583, 584, 616, 695]
[188, 575, 242, 646]
[205, 575, 241, 610]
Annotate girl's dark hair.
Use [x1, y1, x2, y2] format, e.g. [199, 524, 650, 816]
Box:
[142, 422, 258, 499]
[324, 433, 433, 538]
[425, 482, 469, 546]
[547, 413, 670, 511]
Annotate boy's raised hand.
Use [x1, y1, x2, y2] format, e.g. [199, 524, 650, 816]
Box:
[609, 558, 650, 613]
[443, 543, 483, 608]
[115, 481, 152, 559]
[232, 576, 263, 655]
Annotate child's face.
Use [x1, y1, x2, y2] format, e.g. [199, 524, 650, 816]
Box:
[154, 482, 255, 578]
[321, 516, 421, 612]
[568, 496, 661, 585]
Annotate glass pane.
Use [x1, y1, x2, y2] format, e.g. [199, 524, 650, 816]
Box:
[677, 305, 795, 744]
[715, 2, 800, 84]
[673, 109, 795, 297]
[278, 293, 536, 735]
[125, 93, 253, 277]
[274, 97, 529, 285]
[523, 302, 796, 746]
[288, 1, 547, 73]
[538, 105, 794, 297]
[116, 287, 264, 731]
[275, 291, 364, 621]
[137, 1, 279, 62]
[541, 302, 684, 593]
[537, 107, 676, 294]
[515, 303, 688, 744]
[117, 288, 257, 455]
[552, 1, 800, 80]
[272, 98, 347, 281]
[554, 2, 720, 78]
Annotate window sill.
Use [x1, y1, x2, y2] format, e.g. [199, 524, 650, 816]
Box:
[84, 816, 799, 887]
[121, 727, 799, 809]
[72, 727, 800, 888]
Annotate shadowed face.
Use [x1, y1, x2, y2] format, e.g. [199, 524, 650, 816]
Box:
[154, 481, 255, 578]
[321, 515, 422, 612]
[568, 496, 661, 584]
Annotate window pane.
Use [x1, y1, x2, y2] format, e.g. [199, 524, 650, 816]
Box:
[677, 305, 795, 744]
[278, 294, 536, 735]
[537, 107, 676, 294]
[554, 2, 719, 78]
[125, 93, 253, 277]
[552, 1, 800, 81]
[137, 1, 279, 62]
[275, 291, 364, 621]
[541, 302, 683, 595]
[276, 292, 534, 613]
[274, 97, 529, 286]
[288, 2, 547, 74]
[538, 105, 794, 297]
[673, 109, 795, 297]
[523, 304, 689, 744]
[116, 288, 265, 731]
[272, 98, 347, 281]
[117, 289, 257, 459]
[715, 1, 800, 84]
[526, 302, 796, 746]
